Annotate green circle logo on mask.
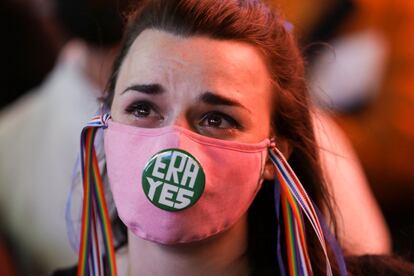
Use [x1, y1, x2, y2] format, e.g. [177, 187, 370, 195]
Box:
[142, 149, 205, 212]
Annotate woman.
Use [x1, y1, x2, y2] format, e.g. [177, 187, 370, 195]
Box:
[65, 0, 412, 275]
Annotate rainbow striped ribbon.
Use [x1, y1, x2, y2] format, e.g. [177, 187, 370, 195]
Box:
[78, 114, 117, 276]
[269, 145, 342, 276]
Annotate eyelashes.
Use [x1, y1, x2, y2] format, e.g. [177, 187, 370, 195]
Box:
[198, 111, 241, 129]
[125, 100, 163, 120]
[124, 100, 242, 131]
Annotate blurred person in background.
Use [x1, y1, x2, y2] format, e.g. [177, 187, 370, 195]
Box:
[0, 0, 127, 274]
[268, 0, 392, 255]
[278, 0, 414, 262]
[331, 4, 414, 262]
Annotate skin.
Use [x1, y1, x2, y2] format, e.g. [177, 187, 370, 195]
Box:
[111, 29, 278, 275]
[111, 30, 274, 143]
[314, 111, 391, 254]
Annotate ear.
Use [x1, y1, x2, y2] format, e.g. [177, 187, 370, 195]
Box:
[263, 138, 292, 181]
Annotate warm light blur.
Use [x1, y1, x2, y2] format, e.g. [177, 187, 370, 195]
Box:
[0, 0, 413, 273]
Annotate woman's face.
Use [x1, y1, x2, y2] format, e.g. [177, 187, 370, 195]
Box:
[111, 29, 273, 144]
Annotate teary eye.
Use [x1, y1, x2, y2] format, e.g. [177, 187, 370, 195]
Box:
[126, 101, 157, 118]
[205, 113, 222, 127]
[199, 112, 240, 129]
[124, 100, 164, 128]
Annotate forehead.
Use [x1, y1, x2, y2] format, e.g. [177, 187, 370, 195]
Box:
[116, 28, 273, 108]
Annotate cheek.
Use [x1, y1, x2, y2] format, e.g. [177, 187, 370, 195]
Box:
[250, 104, 273, 141]
[241, 87, 274, 142]
[239, 115, 272, 144]
[109, 93, 125, 122]
[254, 117, 272, 141]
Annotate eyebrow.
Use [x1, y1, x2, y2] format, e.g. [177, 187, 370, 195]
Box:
[199, 92, 250, 112]
[121, 84, 165, 95]
[122, 85, 250, 112]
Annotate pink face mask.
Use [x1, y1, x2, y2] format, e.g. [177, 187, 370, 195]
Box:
[104, 120, 270, 244]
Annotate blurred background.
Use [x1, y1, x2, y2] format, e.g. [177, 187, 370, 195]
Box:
[0, 0, 413, 274]
[274, 0, 414, 265]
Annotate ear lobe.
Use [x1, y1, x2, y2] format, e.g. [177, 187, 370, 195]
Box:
[263, 138, 292, 181]
[263, 159, 276, 180]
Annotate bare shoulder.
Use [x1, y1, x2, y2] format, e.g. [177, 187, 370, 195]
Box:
[312, 110, 391, 254]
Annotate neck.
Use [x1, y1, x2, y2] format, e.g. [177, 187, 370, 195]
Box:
[127, 214, 250, 276]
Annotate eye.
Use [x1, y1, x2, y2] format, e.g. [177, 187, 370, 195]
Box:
[125, 101, 162, 120]
[199, 112, 240, 129]
[131, 102, 150, 117]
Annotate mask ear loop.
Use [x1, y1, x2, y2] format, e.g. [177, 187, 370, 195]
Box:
[274, 176, 287, 276]
[78, 113, 117, 276]
[269, 142, 346, 276]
